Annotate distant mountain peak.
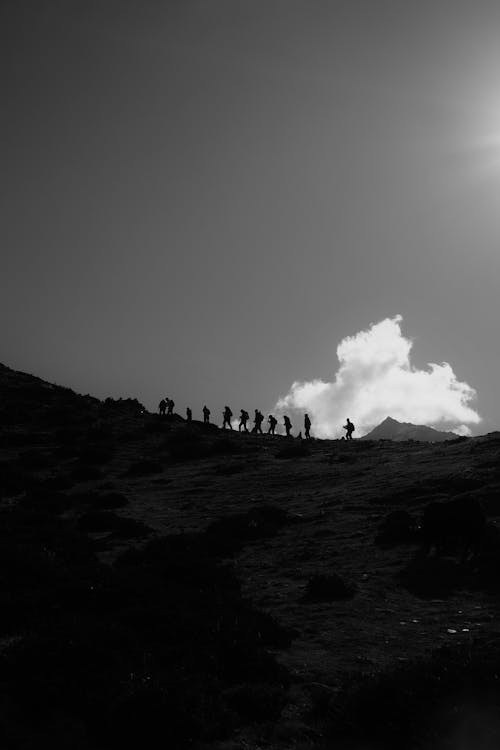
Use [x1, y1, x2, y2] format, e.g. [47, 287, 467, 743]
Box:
[362, 416, 460, 442]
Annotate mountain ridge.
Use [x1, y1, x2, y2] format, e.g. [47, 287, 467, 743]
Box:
[362, 415, 461, 442]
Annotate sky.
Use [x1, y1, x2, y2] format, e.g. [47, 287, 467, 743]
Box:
[2, 0, 499, 435]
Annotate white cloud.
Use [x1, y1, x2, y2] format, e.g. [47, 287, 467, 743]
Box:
[275, 315, 481, 438]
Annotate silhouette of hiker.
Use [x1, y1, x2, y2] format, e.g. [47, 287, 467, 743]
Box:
[186, 407, 192, 422]
[304, 413, 311, 439]
[283, 415, 292, 437]
[343, 418, 355, 440]
[239, 409, 249, 432]
[252, 409, 264, 435]
[268, 414, 277, 435]
[222, 406, 233, 429]
[159, 399, 167, 416]
[167, 398, 174, 415]
[203, 405, 210, 424]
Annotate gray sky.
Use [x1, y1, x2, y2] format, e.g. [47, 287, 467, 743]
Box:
[2, 0, 499, 432]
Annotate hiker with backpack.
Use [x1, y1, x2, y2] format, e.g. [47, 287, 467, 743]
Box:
[268, 414, 277, 435]
[252, 409, 264, 435]
[222, 406, 233, 429]
[239, 409, 249, 432]
[343, 418, 355, 440]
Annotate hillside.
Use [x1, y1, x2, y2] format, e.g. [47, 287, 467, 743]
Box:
[362, 416, 460, 442]
[1, 362, 500, 749]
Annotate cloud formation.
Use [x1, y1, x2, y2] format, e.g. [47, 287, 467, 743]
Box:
[275, 315, 481, 438]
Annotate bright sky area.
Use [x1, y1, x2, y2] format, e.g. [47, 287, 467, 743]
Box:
[2, 0, 500, 435]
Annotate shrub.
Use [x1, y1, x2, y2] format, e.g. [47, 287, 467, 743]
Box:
[77, 511, 151, 538]
[375, 510, 420, 547]
[301, 573, 356, 602]
[225, 683, 287, 721]
[71, 463, 104, 482]
[326, 643, 500, 749]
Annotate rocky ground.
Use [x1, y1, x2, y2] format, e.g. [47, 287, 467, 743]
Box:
[1, 362, 500, 749]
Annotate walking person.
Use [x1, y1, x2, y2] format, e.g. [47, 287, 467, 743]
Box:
[283, 415, 292, 437]
[222, 406, 233, 430]
[343, 418, 355, 440]
[268, 414, 277, 435]
[253, 409, 264, 435]
[239, 409, 249, 432]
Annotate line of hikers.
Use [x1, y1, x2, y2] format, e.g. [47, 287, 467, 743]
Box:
[221, 406, 302, 437]
[158, 398, 356, 440]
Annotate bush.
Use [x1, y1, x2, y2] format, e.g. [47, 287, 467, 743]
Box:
[20, 490, 69, 514]
[225, 683, 287, 721]
[77, 511, 151, 538]
[398, 556, 465, 597]
[301, 573, 356, 603]
[16, 449, 52, 470]
[0, 460, 29, 497]
[375, 510, 420, 547]
[326, 643, 500, 749]
[0, 506, 293, 748]
[71, 463, 104, 482]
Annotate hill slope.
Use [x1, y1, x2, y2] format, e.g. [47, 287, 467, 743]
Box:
[1, 362, 500, 749]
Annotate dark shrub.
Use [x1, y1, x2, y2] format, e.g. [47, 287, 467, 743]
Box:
[301, 573, 356, 602]
[28, 474, 74, 492]
[103, 397, 145, 413]
[17, 449, 52, 470]
[421, 495, 486, 558]
[326, 643, 500, 750]
[77, 511, 151, 538]
[398, 556, 465, 597]
[225, 683, 287, 721]
[375, 510, 420, 547]
[475, 521, 500, 588]
[20, 490, 69, 514]
[71, 463, 104, 481]
[0, 460, 29, 497]
[105, 687, 202, 750]
[0, 514, 293, 747]
[477, 485, 500, 516]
